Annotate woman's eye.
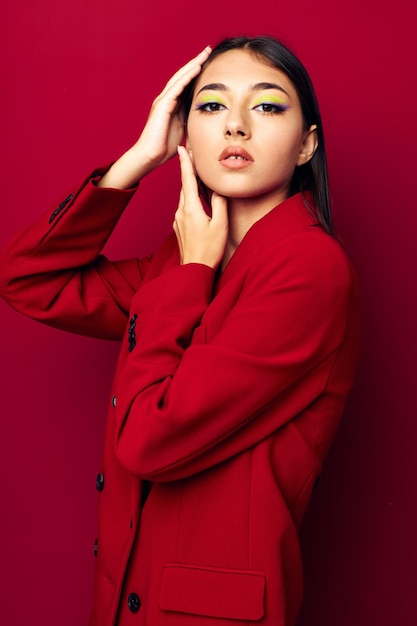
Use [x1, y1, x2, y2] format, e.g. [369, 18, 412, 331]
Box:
[196, 102, 225, 113]
[253, 103, 287, 114]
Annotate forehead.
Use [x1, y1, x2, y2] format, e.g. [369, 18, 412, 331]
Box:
[193, 49, 296, 97]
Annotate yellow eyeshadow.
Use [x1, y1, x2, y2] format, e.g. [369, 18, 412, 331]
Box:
[197, 94, 225, 104]
[251, 95, 287, 106]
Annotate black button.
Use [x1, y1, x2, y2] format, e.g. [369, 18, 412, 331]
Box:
[111, 395, 117, 408]
[128, 593, 141, 613]
[96, 473, 104, 492]
[93, 538, 98, 557]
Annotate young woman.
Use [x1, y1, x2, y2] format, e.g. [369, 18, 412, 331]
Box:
[0, 36, 360, 626]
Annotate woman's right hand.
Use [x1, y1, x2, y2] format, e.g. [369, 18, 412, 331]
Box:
[98, 46, 211, 190]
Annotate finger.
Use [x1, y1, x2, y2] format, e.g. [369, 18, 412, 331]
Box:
[164, 48, 211, 91]
[177, 146, 199, 203]
[158, 63, 205, 109]
[210, 192, 228, 227]
[162, 46, 211, 93]
[153, 46, 211, 124]
[177, 188, 185, 212]
[172, 218, 184, 258]
[158, 48, 211, 107]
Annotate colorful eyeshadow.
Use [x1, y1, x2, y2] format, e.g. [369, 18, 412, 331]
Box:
[252, 94, 289, 108]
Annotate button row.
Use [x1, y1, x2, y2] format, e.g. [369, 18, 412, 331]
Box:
[97, 385, 140, 614]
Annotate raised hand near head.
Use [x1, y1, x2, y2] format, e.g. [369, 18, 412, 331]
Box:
[98, 46, 211, 190]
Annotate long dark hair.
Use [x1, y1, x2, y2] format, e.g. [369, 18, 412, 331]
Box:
[181, 35, 333, 235]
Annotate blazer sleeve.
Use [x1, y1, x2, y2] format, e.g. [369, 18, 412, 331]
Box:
[0, 167, 152, 340]
[114, 230, 360, 481]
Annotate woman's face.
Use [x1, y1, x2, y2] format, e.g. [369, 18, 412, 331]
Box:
[186, 49, 317, 207]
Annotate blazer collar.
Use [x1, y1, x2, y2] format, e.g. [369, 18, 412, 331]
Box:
[239, 191, 319, 249]
[217, 192, 321, 283]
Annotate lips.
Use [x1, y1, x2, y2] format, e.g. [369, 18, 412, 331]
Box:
[219, 146, 254, 169]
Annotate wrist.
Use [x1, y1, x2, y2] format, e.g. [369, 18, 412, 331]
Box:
[97, 145, 157, 190]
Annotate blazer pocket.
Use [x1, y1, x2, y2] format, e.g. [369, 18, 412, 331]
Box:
[159, 563, 265, 621]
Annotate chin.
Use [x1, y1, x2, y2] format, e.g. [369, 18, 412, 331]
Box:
[200, 180, 261, 200]
[209, 187, 275, 201]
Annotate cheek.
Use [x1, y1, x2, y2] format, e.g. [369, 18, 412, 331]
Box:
[186, 120, 205, 150]
[267, 129, 304, 167]
[186, 128, 213, 172]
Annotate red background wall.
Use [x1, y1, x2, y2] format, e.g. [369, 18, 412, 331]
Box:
[1, 1, 415, 624]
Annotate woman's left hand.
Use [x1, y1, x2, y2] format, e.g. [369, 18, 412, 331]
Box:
[174, 146, 228, 270]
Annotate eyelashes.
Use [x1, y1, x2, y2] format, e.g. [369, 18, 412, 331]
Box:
[195, 101, 226, 113]
[253, 103, 289, 114]
[194, 100, 289, 115]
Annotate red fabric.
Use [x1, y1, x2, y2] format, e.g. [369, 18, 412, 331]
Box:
[0, 171, 360, 625]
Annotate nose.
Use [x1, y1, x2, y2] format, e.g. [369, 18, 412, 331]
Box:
[224, 108, 251, 139]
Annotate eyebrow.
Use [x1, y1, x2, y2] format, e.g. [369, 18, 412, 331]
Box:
[196, 82, 289, 97]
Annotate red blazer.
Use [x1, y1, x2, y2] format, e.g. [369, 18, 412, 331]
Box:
[0, 168, 360, 626]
